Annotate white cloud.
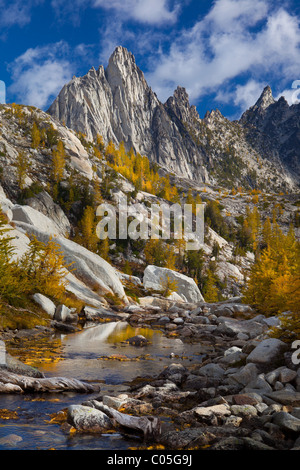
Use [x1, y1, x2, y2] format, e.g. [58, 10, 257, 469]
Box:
[0, 0, 41, 28]
[93, 0, 179, 25]
[216, 79, 267, 111]
[7, 42, 74, 109]
[145, 0, 300, 109]
[0, 81, 6, 104]
[276, 80, 300, 105]
[205, 0, 269, 32]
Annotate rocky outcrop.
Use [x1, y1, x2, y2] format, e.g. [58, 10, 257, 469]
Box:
[48, 47, 299, 191]
[48, 47, 209, 184]
[143, 265, 204, 303]
[12, 204, 67, 237]
[14, 221, 127, 302]
[23, 191, 71, 236]
[0, 187, 127, 305]
[240, 86, 300, 182]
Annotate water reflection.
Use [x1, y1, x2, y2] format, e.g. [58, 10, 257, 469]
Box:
[43, 322, 202, 386]
[0, 321, 204, 450]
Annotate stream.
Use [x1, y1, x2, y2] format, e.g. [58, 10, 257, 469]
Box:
[0, 321, 204, 450]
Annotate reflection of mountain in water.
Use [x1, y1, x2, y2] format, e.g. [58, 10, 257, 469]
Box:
[37, 321, 204, 386]
[65, 322, 155, 349]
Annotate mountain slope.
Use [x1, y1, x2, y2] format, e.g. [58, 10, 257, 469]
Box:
[48, 46, 300, 192]
[240, 85, 300, 180]
[48, 46, 210, 184]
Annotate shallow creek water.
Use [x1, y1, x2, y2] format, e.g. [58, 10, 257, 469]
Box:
[0, 321, 204, 450]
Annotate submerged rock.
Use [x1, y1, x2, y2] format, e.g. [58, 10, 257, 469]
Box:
[67, 405, 112, 432]
[127, 335, 149, 347]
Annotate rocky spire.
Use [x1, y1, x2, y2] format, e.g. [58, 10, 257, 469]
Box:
[165, 86, 200, 124]
[239, 85, 276, 126]
[47, 48, 300, 189]
[254, 85, 275, 111]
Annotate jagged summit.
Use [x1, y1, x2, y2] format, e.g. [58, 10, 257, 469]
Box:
[240, 85, 276, 126]
[48, 47, 210, 183]
[47, 47, 300, 190]
[109, 45, 136, 64]
[255, 85, 275, 110]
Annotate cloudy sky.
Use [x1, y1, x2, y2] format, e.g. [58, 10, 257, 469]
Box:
[1, 0, 300, 118]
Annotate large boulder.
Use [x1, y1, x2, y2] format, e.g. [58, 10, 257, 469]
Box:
[12, 204, 66, 237]
[32, 293, 56, 317]
[216, 317, 265, 339]
[67, 405, 112, 432]
[246, 338, 289, 367]
[24, 191, 71, 236]
[13, 222, 127, 302]
[143, 265, 204, 303]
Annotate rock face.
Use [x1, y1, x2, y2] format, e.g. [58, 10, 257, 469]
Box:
[12, 204, 66, 237]
[48, 46, 299, 191]
[14, 221, 127, 302]
[48, 47, 209, 183]
[32, 293, 56, 317]
[241, 86, 300, 181]
[246, 338, 289, 367]
[23, 191, 71, 236]
[143, 265, 204, 303]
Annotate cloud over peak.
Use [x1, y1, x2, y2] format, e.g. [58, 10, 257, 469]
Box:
[145, 0, 300, 110]
[93, 0, 180, 25]
[8, 42, 74, 109]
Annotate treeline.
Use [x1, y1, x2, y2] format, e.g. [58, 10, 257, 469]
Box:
[104, 140, 180, 202]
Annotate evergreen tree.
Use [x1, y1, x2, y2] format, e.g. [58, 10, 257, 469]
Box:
[79, 205, 98, 252]
[202, 269, 219, 302]
[52, 140, 65, 183]
[16, 151, 31, 190]
[244, 222, 300, 327]
[31, 122, 41, 149]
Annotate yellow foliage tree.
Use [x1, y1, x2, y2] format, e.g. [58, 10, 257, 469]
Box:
[244, 223, 300, 338]
[79, 205, 98, 252]
[16, 151, 31, 190]
[144, 239, 176, 270]
[31, 122, 41, 149]
[52, 140, 65, 183]
[21, 236, 70, 301]
[202, 269, 219, 302]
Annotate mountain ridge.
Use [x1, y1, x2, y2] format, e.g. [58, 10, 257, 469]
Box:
[48, 46, 300, 192]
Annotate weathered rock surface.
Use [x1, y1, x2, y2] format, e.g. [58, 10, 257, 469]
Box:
[246, 338, 289, 368]
[67, 405, 112, 432]
[23, 191, 71, 236]
[143, 265, 204, 303]
[32, 293, 56, 318]
[13, 221, 127, 302]
[48, 47, 299, 191]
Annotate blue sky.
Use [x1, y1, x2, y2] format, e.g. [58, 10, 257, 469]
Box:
[1, 0, 300, 119]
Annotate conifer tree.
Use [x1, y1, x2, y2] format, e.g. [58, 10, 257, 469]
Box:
[98, 236, 110, 261]
[52, 140, 65, 183]
[31, 122, 41, 149]
[244, 222, 300, 326]
[202, 269, 219, 302]
[21, 236, 69, 301]
[16, 151, 31, 190]
[79, 205, 98, 252]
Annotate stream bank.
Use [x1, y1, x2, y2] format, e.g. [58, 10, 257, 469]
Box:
[0, 297, 299, 450]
